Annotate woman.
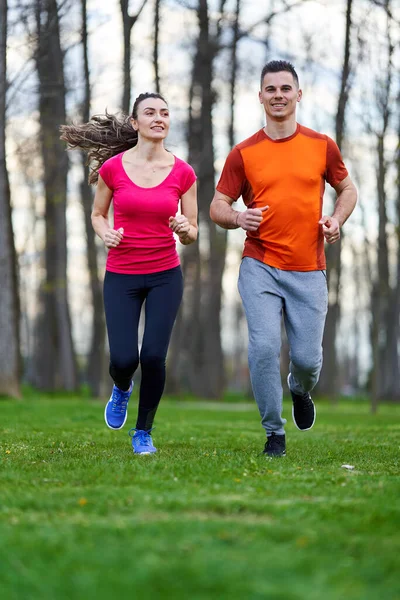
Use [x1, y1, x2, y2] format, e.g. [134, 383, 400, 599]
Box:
[60, 92, 198, 454]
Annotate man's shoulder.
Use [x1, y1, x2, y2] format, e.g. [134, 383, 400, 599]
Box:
[235, 129, 266, 152]
[298, 124, 330, 142]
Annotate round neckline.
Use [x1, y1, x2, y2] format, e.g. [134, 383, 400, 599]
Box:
[262, 123, 300, 143]
[120, 151, 177, 190]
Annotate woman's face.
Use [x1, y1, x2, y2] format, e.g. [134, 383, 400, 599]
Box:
[131, 98, 170, 141]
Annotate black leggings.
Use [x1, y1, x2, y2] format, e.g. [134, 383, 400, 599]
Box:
[103, 266, 183, 431]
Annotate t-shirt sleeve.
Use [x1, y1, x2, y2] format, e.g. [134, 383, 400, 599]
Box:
[180, 162, 197, 195]
[216, 147, 247, 200]
[98, 158, 114, 189]
[325, 137, 348, 187]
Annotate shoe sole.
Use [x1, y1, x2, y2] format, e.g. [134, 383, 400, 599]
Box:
[264, 452, 286, 458]
[133, 450, 156, 455]
[104, 402, 128, 430]
[287, 374, 316, 431]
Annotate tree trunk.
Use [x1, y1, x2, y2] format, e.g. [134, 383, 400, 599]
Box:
[153, 0, 160, 92]
[32, 0, 78, 391]
[228, 0, 240, 150]
[319, 0, 353, 398]
[120, 0, 149, 113]
[80, 0, 106, 396]
[385, 101, 400, 401]
[167, 0, 228, 398]
[369, 3, 393, 411]
[380, 2, 399, 402]
[0, 0, 21, 397]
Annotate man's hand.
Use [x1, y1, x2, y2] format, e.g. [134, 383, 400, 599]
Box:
[104, 227, 124, 248]
[319, 216, 340, 244]
[237, 205, 269, 231]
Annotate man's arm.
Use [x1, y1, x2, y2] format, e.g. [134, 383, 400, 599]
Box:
[319, 175, 357, 244]
[210, 190, 269, 231]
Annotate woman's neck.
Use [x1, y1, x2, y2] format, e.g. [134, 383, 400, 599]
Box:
[129, 139, 168, 163]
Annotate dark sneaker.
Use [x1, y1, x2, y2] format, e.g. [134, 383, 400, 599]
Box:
[288, 374, 316, 431]
[263, 433, 286, 457]
[104, 382, 133, 430]
[129, 428, 157, 455]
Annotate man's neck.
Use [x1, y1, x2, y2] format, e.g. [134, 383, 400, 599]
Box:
[264, 119, 298, 141]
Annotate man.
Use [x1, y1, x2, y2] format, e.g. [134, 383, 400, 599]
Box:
[210, 60, 357, 457]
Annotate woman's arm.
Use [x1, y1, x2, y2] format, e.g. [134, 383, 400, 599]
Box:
[91, 175, 123, 248]
[169, 181, 198, 245]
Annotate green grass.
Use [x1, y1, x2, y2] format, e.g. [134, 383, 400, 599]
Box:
[1, 396, 400, 600]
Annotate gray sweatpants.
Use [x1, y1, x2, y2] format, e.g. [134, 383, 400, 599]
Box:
[238, 257, 328, 436]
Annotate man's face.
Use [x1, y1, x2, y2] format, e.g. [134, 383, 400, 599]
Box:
[259, 71, 302, 121]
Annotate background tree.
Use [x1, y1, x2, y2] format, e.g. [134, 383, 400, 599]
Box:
[30, 0, 78, 391]
[370, 0, 394, 410]
[167, 0, 229, 398]
[0, 0, 21, 398]
[153, 0, 161, 92]
[319, 0, 353, 398]
[79, 0, 106, 396]
[120, 0, 149, 113]
[3, 0, 400, 402]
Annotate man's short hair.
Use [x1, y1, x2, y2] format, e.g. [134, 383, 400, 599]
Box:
[260, 60, 299, 89]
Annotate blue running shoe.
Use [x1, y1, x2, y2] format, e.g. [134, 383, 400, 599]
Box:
[129, 428, 157, 454]
[104, 382, 133, 430]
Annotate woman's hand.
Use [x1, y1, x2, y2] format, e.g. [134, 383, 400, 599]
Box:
[170, 182, 198, 245]
[104, 227, 124, 248]
[169, 215, 191, 239]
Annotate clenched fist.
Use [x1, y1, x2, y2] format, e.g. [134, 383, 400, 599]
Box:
[169, 215, 190, 238]
[104, 227, 124, 248]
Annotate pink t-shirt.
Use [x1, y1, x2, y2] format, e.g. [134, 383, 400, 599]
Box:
[98, 152, 196, 274]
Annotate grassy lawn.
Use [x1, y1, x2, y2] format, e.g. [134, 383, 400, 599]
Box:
[1, 394, 399, 600]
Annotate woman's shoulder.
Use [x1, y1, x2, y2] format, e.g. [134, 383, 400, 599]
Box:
[102, 151, 124, 169]
[170, 154, 197, 194]
[172, 154, 196, 175]
[98, 152, 125, 188]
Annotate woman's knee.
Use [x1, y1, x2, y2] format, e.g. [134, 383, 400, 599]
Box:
[109, 355, 139, 378]
[140, 353, 166, 374]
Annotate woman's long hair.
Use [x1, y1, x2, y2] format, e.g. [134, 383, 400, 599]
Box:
[60, 92, 167, 184]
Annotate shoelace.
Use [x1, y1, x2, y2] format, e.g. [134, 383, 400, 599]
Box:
[128, 428, 154, 445]
[112, 400, 127, 414]
[296, 394, 313, 411]
[111, 386, 131, 413]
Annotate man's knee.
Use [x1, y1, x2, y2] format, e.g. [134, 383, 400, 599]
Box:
[291, 352, 322, 377]
[249, 338, 281, 367]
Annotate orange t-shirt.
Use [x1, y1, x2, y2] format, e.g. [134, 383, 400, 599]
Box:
[216, 124, 348, 271]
